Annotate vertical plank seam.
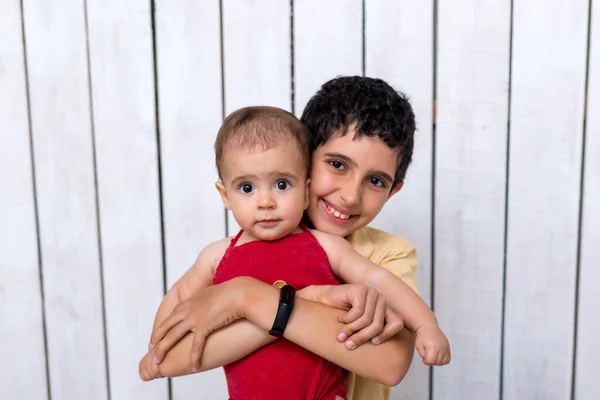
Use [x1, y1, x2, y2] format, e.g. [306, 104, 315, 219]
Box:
[361, 0, 365, 76]
[290, 0, 295, 114]
[82, 1, 111, 398]
[149, 1, 173, 398]
[20, 1, 52, 398]
[571, 1, 594, 399]
[219, 0, 228, 237]
[499, 0, 515, 399]
[429, 0, 438, 398]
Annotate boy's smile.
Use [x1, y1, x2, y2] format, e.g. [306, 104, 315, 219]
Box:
[307, 127, 403, 238]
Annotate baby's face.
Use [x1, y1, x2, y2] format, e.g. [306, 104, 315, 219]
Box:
[217, 140, 309, 241]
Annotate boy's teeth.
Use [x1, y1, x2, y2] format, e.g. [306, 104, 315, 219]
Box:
[326, 204, 350, 220]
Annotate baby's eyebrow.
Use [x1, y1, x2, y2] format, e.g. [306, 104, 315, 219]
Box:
[270, 171, 301, 181]
[231, 174, 258, 186]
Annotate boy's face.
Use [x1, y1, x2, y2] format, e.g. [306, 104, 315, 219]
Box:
[216, 140, 310, 241]
[306, 126, 403, 238]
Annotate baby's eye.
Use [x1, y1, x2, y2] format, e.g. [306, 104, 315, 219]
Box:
[274, 180, 291, 191]
[368, 177, 385, 187]
[238, 183, 254, 193]
[329, 160, 346, 170]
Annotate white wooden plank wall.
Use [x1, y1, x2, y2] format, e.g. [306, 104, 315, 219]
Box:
[86, 0, 167, 398]
[154, 0, 226, 398]
[434, 1, 511, 400]
[365, 1, 434, 398]
[0, 1, 47, 398]
[21, 1, 108, 398]
[504, 0, 588, 399]
[575, 0, 599, 398]
[2, 1, 597, 399]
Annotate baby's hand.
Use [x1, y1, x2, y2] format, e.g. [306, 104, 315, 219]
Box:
[415, 324, 451, 366]
[139, 351, 164, 381]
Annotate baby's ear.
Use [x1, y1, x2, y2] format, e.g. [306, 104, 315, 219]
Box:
[303, 178, 311, 210]
[215, 181, 231, 209]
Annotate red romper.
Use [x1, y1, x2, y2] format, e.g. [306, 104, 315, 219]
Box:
[212, 225, 347, 400]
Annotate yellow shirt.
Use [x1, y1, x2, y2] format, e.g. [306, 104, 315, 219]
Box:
[345, 226, 420, 400]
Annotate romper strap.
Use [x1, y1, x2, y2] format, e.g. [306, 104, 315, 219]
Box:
[298, 223, 310, 233]
[229, 229, 245, 246]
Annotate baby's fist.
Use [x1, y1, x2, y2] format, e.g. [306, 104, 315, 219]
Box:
[139, 351, 164, 381]
[415, 324, 451, 366]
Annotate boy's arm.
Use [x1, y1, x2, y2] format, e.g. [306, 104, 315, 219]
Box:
[152, 277, 414, 386]
[314, 230, 451, 365]
[139, 239, 228, 379]
[151, 239, 227, 329]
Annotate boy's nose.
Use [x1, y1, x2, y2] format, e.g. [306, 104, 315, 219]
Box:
[339, 179, 361, 207]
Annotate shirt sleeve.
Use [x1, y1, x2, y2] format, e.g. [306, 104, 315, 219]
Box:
[379, 245, 420, 296]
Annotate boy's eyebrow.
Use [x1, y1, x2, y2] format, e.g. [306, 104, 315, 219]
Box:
[325, 152, 357, 167]
[325, 152, 394, 184]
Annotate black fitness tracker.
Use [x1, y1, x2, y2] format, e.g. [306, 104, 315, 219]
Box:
[269, 284, 296, 337]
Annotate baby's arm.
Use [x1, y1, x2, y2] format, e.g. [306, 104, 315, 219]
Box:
[139, 238, 228, 380]
[314, 230, 451, 366]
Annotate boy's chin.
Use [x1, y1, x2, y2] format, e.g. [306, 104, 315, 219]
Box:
[312, 216, 362, 238]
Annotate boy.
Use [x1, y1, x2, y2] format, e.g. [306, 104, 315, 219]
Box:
[146, 77, 443, 400]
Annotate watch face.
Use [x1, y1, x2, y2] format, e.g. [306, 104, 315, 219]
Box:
[273, 280, 287, 289]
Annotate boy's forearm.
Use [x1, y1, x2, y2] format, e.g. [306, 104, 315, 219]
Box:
[157, 320, 274, 377]
[241, 280, 414, 386]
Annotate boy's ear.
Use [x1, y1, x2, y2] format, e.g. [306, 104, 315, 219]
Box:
[388, 180, 404, 199]
[303, 178, 311, 210]
[215, 181, 231, 209]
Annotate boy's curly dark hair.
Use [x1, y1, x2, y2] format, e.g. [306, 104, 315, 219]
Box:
[300, 76, 416, 188]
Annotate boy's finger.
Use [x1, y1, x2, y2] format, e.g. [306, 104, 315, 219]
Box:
[371, 310, 403, 344]
[150, 313, 183, 347]
[190, 333, 207, 371]
[337, 286, 368, 323]
[344, 294, 386, 349]
[340, 288, 377, 327]
[154, 323, 190, 362]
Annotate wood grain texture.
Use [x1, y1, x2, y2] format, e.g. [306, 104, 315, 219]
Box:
[155, 0, 227, 398]
[294, 0, 362, 115]
[504, 1, 588, 398]
[0, 1, 48, 398]
[575, 0, 599, 397]
[86, 0, 167, 398]
[433, 1, 511, 399]
[364, 0, 434, 398]
[22, 0, 108, 398]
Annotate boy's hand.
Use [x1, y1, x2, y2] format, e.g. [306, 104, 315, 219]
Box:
[414, 324, 451, 366]
[149, 278, 247, 371]
[297, 284, 404, 350]
[139, 351, 164, 381]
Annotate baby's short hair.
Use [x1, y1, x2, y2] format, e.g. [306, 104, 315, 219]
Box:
[214, 106, 311, 179]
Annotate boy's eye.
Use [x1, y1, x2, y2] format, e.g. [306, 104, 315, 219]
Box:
[368, 177, 385, 187]
[274, 180, 291, 191]
[329, 160, 346, 170]
[238, 183, 254, 193]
